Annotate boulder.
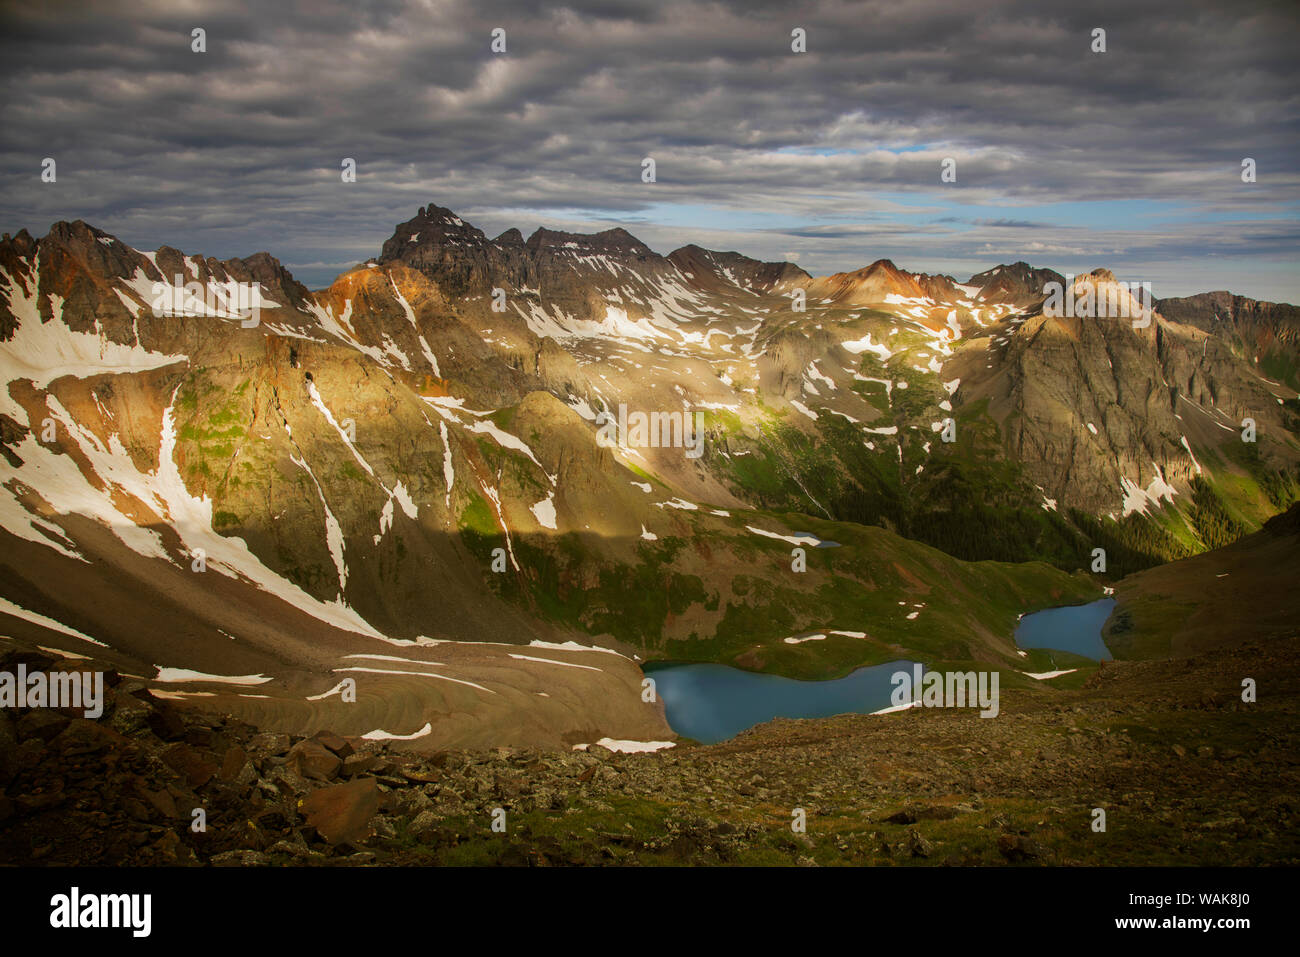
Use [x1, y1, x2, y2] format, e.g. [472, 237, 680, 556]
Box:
[286, 739, 342, 781]
[50, 718, 126, 757]
[996, 833, 1045, 862]
[248, 731, 292, 755]
[341, 753, 377, 776]
[162, 742, 219, 788]
[299, 778, 381, 845]
[16, 710, 69, 743]
[311, 730, 354, 759]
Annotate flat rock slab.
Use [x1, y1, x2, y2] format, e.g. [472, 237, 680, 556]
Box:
[300, 779, 380, 845]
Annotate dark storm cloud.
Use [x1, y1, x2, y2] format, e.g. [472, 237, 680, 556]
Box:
[0, 0, 1296, 296]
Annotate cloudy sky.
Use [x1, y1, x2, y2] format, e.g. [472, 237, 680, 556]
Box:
[1, 0, 1297, 299]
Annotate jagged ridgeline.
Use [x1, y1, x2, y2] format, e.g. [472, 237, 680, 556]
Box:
[0, 206, 1297, 728]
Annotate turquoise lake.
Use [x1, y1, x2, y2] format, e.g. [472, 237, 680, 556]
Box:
[648, 598, 1116, 743]
[1014, 598, 1115, 661]
[646, 659, 917, 744]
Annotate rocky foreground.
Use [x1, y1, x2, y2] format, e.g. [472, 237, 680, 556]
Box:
[1, 633, 1295, 867]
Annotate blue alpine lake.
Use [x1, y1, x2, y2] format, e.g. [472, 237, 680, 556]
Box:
[646, 659, 918, 744]
[1014, 598, 1115, 661]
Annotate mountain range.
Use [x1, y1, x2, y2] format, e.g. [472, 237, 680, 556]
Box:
[1, 203, 1296, 749]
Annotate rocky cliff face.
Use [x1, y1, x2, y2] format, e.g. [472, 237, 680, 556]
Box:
[948, 270, 1297, 521]
[666, 245, 810, 296]
[1157, 291, 1300, 394]
[967, 261, 1065, 306]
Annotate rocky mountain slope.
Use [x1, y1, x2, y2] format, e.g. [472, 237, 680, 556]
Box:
[3, 624, 1293, 866]
[1106, 503, 1300, 659]
[1, 203, 1297, 750]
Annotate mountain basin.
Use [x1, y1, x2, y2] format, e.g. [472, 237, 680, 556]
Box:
[1014, 598, 1115, 661]
[644, 659, 919, 744]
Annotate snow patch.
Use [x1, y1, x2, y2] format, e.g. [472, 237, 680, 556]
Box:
[154, 668, 271, 685]
[592, 738, 675, 754]
[529, 492, 558, 530]
[783, 633, 826, 644]
[362, 723, 433, 741]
